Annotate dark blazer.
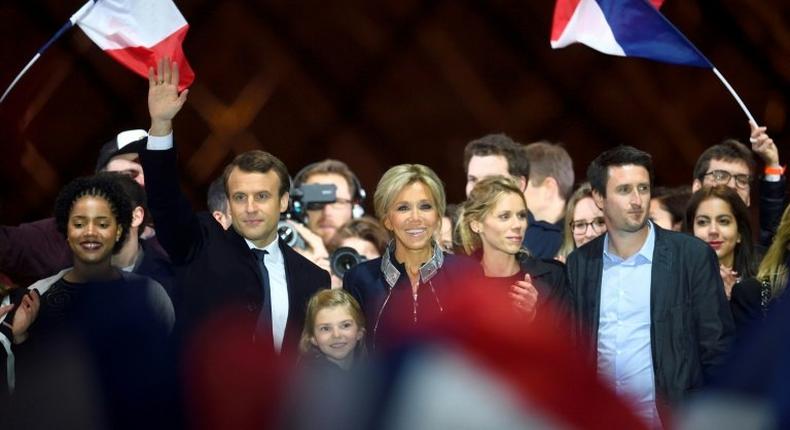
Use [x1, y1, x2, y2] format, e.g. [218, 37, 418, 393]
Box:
[759, 176, 787, 247]
[730, 277, 768, 338]
[518, 253, 570, 317]
[141, 147, 329, 356]
[566, 225, 735, 415]
[343, 252, 476, 349]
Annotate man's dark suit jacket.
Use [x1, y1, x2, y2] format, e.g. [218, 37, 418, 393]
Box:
[566, 224, 734, 417]
[141, 147, 329, 356]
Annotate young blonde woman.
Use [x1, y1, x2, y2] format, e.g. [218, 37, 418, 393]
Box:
[729, 202, 790, 332]
[457, 176, 569, 319]
[556, 183, 606, 262]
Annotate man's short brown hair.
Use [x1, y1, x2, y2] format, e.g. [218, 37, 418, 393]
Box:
[463, 133, 530, 180]
[524, 141, 574, 200]
[692, 139, 756, 181]
[295, 159, 360, 200]
[222, 150, 290, 197]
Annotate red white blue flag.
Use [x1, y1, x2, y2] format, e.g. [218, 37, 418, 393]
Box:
[550, 0, 712, 68]
[73, 0, 195, 90]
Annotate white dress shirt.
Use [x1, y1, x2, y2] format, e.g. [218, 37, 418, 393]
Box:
[598, 222, 661, 429]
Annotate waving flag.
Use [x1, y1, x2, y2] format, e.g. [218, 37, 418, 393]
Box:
[74, 0, 195, 91]
[550, 0, 756, 123]
[551, 0, 711, 67]
[0, 0, 194, 103]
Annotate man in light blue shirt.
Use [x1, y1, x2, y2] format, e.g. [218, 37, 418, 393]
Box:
[566, 146, 734, 429]
[598, 221, 659, 426]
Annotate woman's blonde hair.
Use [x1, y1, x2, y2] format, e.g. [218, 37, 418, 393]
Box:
[373, 164, 446, 226]
[757, 204, 790, 299]
[557, 183, 594, 259]
[456, 176, 526, 255]
[299, 289, 366, 354]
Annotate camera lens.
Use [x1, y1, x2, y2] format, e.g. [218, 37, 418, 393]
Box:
[277, 221, 305, 249]
[330, 247, 367, 278]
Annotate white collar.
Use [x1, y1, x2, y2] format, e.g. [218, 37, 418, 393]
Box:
[244, 237, 283, 264]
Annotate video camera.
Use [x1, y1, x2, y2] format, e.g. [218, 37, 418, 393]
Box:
[278, 183, 337, 248]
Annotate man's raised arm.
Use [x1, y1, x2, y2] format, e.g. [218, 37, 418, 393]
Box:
[139, 58, 199, 264]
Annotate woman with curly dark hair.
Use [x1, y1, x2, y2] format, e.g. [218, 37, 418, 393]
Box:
[2, 174, 175, 428]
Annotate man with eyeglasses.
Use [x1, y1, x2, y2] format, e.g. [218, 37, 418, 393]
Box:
[285, 159, 366, 272]
[692, 123, 785, 246]
[297, 159, 361, 245]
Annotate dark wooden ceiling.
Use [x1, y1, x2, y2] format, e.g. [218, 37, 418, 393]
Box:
[1, 0, 787, 223]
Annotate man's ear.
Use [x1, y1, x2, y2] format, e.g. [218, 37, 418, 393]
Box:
[544, 177, 560, 197]
[517, 176, 527, 192]
[131, 206, 145, 229]
[592, 189, 604, 210]
[279, 192, 290, 213]
[691, 180, 702, 193]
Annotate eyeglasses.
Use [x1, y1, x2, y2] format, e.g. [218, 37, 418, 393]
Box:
[703, 170, 752, 189]
[570, 217, 606, 235]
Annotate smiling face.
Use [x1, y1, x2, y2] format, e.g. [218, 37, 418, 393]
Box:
[692, 196, 740, 267]
[383, 181, 440, 256]
[474, 192, 527, 257]
[66, 195, 122, 265]
[227, 167, 289, 247]
[595, 165, 651, 234]
[572, 196, 606, 248]
[310, 305, 364, 368]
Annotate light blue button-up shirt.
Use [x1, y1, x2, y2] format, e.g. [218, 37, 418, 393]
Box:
[597, 222, 660, 428]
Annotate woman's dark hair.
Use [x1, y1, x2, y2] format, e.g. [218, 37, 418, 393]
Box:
[684, 185, 755, 278]
[54, 175, 133, 253]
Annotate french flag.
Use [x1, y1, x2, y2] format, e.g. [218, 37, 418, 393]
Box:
[72, 0, 195, 90]
[551, 0, 712, 68]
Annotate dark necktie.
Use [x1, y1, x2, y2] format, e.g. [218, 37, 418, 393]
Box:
[251, 249, 272, 343]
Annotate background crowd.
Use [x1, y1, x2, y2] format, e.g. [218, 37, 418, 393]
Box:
[0, 56, 787, 430]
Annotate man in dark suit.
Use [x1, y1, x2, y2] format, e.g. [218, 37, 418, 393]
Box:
[140, 59, 329, 356]
[566, 146, 734, 428]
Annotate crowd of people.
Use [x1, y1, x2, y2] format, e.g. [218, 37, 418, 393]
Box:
[0, 58, 787, 429]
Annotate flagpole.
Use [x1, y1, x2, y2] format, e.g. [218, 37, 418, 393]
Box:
[711, 68, 756, 125]
[0, 1, 98, 104]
